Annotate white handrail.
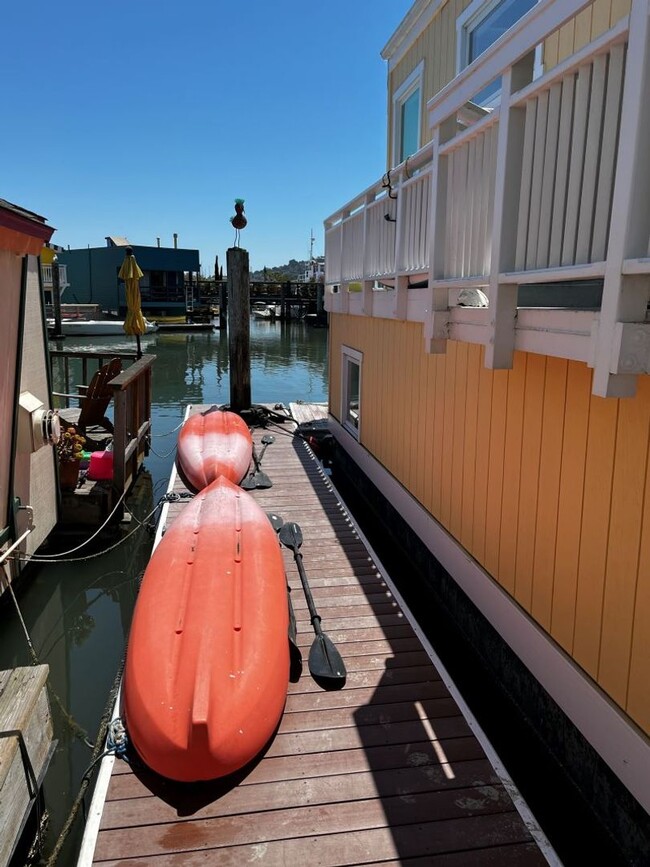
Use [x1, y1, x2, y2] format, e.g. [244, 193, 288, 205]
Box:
[0, 528, 34, 567]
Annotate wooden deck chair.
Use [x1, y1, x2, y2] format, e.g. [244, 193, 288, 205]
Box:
[58, 357, 122, 448]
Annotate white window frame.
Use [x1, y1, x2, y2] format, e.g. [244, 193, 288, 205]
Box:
[456, 0, 543, 108]
[391, 60, 424, 166]
[341, 345, 362, 439]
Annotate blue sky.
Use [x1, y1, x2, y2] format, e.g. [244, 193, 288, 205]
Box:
[3, 1, 412, 273]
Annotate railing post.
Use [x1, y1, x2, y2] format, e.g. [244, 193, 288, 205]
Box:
[592, 0, 650, 397]
[362, 193, 374, 316]
[485, 54, 534, 368]
[393, 170, 408, 319]
[425, 124, 453, 353]
[112, 388, 127, 498]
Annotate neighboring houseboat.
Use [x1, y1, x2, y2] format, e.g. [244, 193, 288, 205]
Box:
[324, 0, 650, 859]
[60, 235, 200, 317]
[0, 200, 59, 585]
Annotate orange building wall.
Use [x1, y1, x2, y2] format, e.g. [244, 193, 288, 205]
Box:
[329, 313, 650, 735]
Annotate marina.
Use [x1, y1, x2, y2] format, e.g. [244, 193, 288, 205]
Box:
[4, 0, 650, 863]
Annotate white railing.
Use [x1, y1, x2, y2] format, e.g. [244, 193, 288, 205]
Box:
[325, 141, 434, 287]
[324, 0, 650, 397]
[41, 263, 69, 289]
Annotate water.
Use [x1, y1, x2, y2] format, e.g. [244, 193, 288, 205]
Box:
[0, 320, 328, 864]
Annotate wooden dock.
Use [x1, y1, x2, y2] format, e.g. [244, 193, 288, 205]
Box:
[80, 405, 557, 866]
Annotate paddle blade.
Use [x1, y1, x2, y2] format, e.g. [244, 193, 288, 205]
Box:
[279, 521, 303, 551]
[254, 472, 273, 489]
[309, 634, 347, 684]
[266, 512, 284, 532]
[240, 474, 256, 490]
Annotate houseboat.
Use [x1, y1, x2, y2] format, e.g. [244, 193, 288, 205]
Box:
[0, 199, 60, 581]
[324, 0, 650, 860]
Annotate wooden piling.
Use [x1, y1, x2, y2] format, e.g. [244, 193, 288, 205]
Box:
[226, 247, 251, 412]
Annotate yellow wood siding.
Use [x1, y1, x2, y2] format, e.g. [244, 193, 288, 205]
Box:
[544, 0, 631, 68]
[389, 1, 633, 168]
[388, 0, 473, 167]
[329, 313, 650, 734]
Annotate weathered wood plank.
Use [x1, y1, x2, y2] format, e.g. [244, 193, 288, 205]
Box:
[0, 665, 52, 867]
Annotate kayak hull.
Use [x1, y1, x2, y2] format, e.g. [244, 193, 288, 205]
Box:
[122, 476, 289, 782]
[176, 408, 253, 491]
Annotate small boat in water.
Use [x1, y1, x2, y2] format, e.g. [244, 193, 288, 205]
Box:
[47, 318, 158, 336]
[251, 303, 278, 319]
[176, 407, 253, 491]
[122, 476, 290, 781]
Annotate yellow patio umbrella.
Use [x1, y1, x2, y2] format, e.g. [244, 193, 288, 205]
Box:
[119, 247, 146, 358]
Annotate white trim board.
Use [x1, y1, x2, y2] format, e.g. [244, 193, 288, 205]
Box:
[328, 417, 650, 816]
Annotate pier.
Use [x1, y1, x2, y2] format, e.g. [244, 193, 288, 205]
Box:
[79, 404, 555, 866]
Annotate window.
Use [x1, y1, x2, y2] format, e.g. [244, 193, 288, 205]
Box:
[341, 346, 362, 437]
[392, 61, 424, 165]
[457, 0, 538, 106]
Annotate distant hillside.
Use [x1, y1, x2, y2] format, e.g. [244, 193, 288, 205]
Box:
[250, 259, 307, 282]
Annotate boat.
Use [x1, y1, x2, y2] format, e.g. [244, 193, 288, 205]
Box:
[121, 475, 290, 781]
[46, 318, 158, 336]
[176, 407, 253, 491]
[251, 303, 278, 319]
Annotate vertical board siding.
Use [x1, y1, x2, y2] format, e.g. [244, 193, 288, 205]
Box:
[450, 341, 469, 540]
[548, 1, 631, 72]
[550, 361, 592, 653]
[461, 345, 481, 551]
[598, 384, 650, 705]
[329, 314, 650, 735]
[572, 395, 619, 678]
[499, 352, 527, 596]
[531, 358, 568, 631]
[388, 0, 473, 167]
[472, 355, 494, 564]
[514, 354, 546, 610]
[627, 442, 650, 730]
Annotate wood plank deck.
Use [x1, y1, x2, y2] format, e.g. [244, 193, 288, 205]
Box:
[88, 405, 556, 866]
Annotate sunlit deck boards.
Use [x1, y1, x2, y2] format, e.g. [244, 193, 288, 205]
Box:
[89, 405, 553, 866]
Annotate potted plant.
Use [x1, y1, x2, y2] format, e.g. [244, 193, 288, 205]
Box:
[57, 425, 86, 490]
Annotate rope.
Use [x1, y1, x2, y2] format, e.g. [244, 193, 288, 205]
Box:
[11, 496, 164, 565]
[5, 580, 92, 744]
[46, 660, 126, 867]
[144, 437, 178, 459]
[28, 489, 128, 560]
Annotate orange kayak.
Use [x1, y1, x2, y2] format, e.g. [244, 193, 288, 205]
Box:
[176, 407, 253, 491]
[122, 476, 290, 782]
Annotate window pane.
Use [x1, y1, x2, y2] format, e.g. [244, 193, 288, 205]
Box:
[347, 361, 360, 429]
[400, 88, 420, 161]
[468, 0, 537, 63]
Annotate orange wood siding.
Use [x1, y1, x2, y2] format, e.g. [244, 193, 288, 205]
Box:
[329, 313, 650, 735]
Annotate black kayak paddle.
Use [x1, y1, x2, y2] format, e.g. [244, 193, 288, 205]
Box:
[279, 521, 346, 686]
[266, 512, 303, 681]
[241, 434, 275, 490]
